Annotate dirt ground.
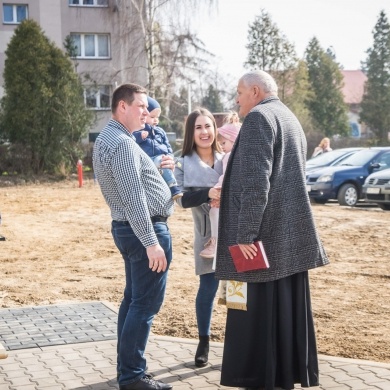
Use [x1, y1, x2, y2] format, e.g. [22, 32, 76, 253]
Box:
[0, 178, 389, 364]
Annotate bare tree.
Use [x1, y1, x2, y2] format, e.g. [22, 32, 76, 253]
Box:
[112, 0, 218, 122]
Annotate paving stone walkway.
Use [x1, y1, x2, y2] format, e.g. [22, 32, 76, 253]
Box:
[0, 302, 389, 390]
[0, 302, 117, 351]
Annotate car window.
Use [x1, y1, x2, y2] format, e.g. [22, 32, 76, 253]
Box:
[339, 149, 379, 166]
[374, 152, 390, 169]
[306, 149, 354, 166]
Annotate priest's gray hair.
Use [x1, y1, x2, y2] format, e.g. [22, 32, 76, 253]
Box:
[240, 70, 278, 95]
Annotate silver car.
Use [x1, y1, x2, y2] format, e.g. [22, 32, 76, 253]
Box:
[363, 167, 390, 210]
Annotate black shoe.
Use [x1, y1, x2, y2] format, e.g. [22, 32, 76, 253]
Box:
[118, 372, 152, 382]
[119, 374, 172, 390]
[194, 335, 209, 367]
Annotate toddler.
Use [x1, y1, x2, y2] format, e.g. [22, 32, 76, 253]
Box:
[133, 96, 183, 200]
[200, 121, 241, 258]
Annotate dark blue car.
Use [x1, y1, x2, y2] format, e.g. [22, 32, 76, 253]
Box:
[306, 147, 390, 206]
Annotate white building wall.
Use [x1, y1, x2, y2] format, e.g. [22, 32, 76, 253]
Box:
[38, 0, 62, 48]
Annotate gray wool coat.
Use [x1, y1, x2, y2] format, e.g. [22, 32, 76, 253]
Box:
[175, 151, 224, 275]
[214, 96, 329, 283]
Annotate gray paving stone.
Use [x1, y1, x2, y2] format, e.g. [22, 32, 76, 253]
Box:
[47, 365, 72, 374]
[3, 370, 32, 380]
[370, 382, 390, 390]
[0, 302, 117, 352]
[6, 385, 37, 390]
[6, 376, 35, 386]
[0, 302, 390, 390]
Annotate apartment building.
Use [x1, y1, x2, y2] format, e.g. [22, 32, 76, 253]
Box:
[341, 70, 370, 139]
[0, 0, 148, 141]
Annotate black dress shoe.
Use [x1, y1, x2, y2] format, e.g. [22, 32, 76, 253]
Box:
[119, 374, 172, 390]
[118, 372, 153, 382]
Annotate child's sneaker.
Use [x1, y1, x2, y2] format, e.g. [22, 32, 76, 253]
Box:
[170, 185, 183, 200]
[200, 237, 216, 259]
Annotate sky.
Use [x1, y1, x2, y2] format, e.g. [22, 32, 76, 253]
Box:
[195, 0, 390, 81]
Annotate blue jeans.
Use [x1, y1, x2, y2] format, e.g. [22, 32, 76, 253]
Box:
[111, 220, 172, 386]
[196, 272, 219, 336]
[152, 154, 177, 187]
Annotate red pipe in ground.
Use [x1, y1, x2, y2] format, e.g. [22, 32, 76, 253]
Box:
[77, 160, 83, 188]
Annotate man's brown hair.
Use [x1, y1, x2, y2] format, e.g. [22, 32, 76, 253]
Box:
[111, 83, 147, 113]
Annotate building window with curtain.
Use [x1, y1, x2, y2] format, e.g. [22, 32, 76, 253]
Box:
[70, 33, 110, 59]
[68, 0, 108, 6]
[84, 86, 110, 110]
[3, 4, 28, 24]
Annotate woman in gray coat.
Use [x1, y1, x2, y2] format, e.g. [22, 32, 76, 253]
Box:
[175, 108, 223, 367]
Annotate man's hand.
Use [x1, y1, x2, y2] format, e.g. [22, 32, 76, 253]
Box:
[238, 243, 258, 260]
[147, 244, 168, 273]
[160, 154, 175, 171]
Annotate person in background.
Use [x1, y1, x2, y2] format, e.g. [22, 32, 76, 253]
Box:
[312, 137, 332, 157]
[215, 70, 329, 390]
[174, 108, 224, 368]
[93, 83, 174, 390]
[133, 96, 183, 200]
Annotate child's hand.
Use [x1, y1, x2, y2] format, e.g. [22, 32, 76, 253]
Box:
[208, 187, 221, 200]
[141, 131, 148, 139]
[210, 199, 220, 208]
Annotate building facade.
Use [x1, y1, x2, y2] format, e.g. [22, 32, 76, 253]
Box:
[341, 70, 370, 139]
[0, 0, 148, 141]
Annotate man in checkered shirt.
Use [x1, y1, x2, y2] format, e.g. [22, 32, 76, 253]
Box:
[93, 83, 174, 390]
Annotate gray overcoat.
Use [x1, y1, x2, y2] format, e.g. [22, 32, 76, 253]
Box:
[215, 96, 329, 283]
[175, 151, 223, 275]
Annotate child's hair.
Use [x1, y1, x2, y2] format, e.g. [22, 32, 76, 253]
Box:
[223, 111, 241, 126]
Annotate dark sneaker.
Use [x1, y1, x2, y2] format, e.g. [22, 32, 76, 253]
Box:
[119, 374, 172, 389]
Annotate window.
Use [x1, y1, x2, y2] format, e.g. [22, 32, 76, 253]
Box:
[376, 152, 390, 169]
[3, 4, 28, 24]
[71, 34, 109, 58]
[69, 0, 108, 6]
[84, 86, 110, 110]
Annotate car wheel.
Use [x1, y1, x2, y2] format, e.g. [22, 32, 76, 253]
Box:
[378, 203, 390, 210]
[312, 198, 328, 204]
[338, 183, 358, 206]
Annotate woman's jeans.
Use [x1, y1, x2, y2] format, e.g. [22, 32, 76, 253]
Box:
[111, 220, 172, 386]
[196, 272, 219, 336]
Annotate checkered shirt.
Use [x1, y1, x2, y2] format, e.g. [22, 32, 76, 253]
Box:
[93, 119, 174, 247]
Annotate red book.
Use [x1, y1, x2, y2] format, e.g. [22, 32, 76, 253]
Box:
[228, 241, 270, 273]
